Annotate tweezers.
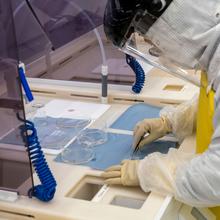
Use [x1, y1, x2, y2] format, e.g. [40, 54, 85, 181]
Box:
[133, 136, 144, 154]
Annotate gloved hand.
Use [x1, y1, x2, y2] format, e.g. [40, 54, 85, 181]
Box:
[133, 116, 172, 150]
[101, 160, 140, 186]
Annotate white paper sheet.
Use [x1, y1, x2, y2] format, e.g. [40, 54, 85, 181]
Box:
[44, 99, 110, 119]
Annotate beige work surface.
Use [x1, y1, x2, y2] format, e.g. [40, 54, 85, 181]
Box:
[0, 98, 196, 220]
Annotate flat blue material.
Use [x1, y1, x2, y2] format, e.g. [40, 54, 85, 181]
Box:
[55, 132, 177, 170]
[110, 103, 161, 131]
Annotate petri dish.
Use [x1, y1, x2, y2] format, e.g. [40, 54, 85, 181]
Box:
[41, 129, 68, 150]
[25, 102, 45, 115]
[31, 102, 45, 109]
[56, 117, 91, 130]
[31, 107, 48, 127]
[77, 128, 107, 147]
[61, 145, 94, 165]
[33, 117, 48, 127]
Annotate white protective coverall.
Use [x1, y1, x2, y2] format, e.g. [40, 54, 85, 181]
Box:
[102, 0, 220, 209]
[138, 0, 220, 207]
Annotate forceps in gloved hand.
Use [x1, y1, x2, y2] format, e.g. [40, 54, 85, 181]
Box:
[132, 135, 145, 156]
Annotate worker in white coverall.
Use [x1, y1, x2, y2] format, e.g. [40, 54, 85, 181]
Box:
[101, 0, 220, 217]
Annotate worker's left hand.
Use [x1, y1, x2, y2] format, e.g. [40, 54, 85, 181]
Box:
[101, 160, 140, 186]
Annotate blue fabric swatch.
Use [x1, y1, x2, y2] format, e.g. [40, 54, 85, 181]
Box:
[110, 103, 161, 131]
[55, 132, 177, 170]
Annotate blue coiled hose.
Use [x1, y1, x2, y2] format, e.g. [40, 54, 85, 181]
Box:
[18, 115, 57, 202]
[126, 54, 145, 94]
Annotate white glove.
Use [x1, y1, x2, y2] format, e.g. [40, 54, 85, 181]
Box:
[101, 160, 140, 186]
[133, 117, 172, 150]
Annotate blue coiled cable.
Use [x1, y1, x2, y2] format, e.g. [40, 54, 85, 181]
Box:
[18, 115, 57, 202]
[126, 54, 145, 94]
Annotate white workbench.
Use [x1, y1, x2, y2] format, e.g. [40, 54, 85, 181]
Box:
[0, 104, 193, 220]
[0, 72, 202, 220]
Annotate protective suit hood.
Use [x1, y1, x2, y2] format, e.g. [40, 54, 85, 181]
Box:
[145, 0, 220, 83]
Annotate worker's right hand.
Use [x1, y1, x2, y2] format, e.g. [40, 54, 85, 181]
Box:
[133, 117, 172, 150]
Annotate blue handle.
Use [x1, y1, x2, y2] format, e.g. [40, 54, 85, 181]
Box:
[18, 67, 34, 102]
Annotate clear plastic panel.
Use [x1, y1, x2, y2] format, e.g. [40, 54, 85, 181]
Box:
[14, 0, 135, 85]
[12, 0, 52, 65]
[122, 33, 200, 86]
[0, 0, 33, 196]
[27, 0, 105, 49]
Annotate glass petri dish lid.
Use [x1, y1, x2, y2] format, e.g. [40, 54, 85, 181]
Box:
[41, 129, 68, 150]
[61, 145, 94, 165]
[56, 116, 91, 130]
[33, 117, 48, 127]
[77, 128, 107, 147]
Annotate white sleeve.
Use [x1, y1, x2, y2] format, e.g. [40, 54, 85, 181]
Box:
[175, 78, 220, 207]
[160, 95, 198, 141]
[138, 76, 220, 207]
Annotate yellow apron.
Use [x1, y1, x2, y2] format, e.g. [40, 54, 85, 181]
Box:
[196, 71, 219, 218]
